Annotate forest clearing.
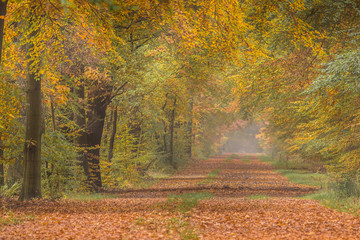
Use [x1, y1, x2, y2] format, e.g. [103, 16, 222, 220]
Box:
[2, 154, 360, 239]
[1, 0, 360, 239]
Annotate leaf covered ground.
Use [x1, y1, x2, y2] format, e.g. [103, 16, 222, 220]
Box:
[1, 154, 360, 239]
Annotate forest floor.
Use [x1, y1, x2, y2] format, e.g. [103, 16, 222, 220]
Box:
[1, 154, 360, 239]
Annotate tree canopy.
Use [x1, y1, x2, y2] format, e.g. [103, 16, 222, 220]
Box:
[0, 0, 359, 199]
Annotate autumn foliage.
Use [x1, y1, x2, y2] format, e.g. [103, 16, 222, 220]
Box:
[1, 155, 360, 239]
[0, 0, 358, 214]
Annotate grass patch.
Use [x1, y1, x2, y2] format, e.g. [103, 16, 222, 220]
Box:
[302, 190, 360, 216]
[148, 171, 173, 179]
[260, 155, 360, 216]
[65, 193, 118, 201]
[134, 216, 199, 239]
[225, 154, 239, 163]
[0, 182, 21, 198]
[259, 155, 315, 171]
[207, 169, 220, 178]
[259, 155, 328, 188]
[167, 192, 214, 212]
[131, 171, 174, 189]
[197, 169, 220, 185]
[259, 155, 329, 188]
[276, 169, 329, 188]
[246, 194, 269, 200]
[0, 209, 35, 229]
[181, 227, 199, 240]
[196, 179, 213, 185]
[258, 155, 272, 162]
[136, 179, 159, 189]
[241, 155, 251, 162]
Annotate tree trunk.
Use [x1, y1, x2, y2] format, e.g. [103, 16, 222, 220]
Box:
[20, 5, 42, 200]
[107, 107, 117, 162]
[86, 106, 106, 190]
[50, 98, 56, 131]
[136, 126, 143, 158]
[74, 82, 88, 178]
[86, 85, 111, 191]
[20, 26, 42, 200]
[20, 66, 42, 200]
[102, 108, 113, 156]
[186, 100, 193, 158]
[0, 0, 8, 187]
[0, 149, 4, 186]
[161, 94, 168, 155]
[0, 0, 7, 62]
[169, 97, 177, 169]
[0, 138, 4, 187]
[163, 125, 167, 153]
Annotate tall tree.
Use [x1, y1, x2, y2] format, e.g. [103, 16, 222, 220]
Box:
[168, 97, 177, 169]
[0, 0, 7, 62]
[19, 3, 42, 200]
[107, 107, 117, 162]
[0, 0, 8, 186]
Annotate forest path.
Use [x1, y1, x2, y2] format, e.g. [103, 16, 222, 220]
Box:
[1, 154, 360, 239]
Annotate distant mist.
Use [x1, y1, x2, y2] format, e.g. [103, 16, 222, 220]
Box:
[222, 122, 262, 153]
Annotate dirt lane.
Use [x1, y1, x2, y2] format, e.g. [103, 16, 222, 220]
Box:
[1, 154, 360, 239]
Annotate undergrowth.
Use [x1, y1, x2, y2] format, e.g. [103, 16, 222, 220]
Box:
[259, 155, 316, 171]
[134, 215, 200, 240]
[275, 169, 328, 188]
[259, 155, 360, 216]
[166, 192, 214, 213]
[65, 193, 119, 201]
[225, 154, 239, 163]
[140, 191, 212, 239]
[247, 194, 269, 200]
[207, 169, 220, 178]
[241, 155, 251, 162]
[166, 191, 213, 239]
[0, 208, 35, 229]
[196, 169, 220, 185]
[0, 182, 21, 198]
[303, 191, 360, 216]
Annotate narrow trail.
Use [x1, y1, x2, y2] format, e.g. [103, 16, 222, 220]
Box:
[1, 154, 360, 239]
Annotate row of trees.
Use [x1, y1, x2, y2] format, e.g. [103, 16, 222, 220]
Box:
[0, 0, 256, 200]
[1, 0, 359, 200]
[232, 1, 360, 185]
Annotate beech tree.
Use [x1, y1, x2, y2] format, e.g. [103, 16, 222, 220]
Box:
[19, 2, 42, 200]
[0, 0, 7, 62]
[0, 0, 8, 186]
[2, 0, 359, 199]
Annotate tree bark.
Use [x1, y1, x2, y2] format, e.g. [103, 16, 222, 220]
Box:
[107, 107, 117, 162]
[163, 126, 167, 153]
[186, 100, 193, 158]
[102, 108, 113, 156]
[20, 4, 42, 200]
[169, 97, 177, 169]
[161, 95, 168, 155]
[0, 149, 4, 186]
[86, 84, 111, 190]
[0, 0, 7, 63]
[0, 0, 8, 187]
[50, 99, 56, 131]
[74, 82, 88, 178]
[20, 65, 42, 200]
[20, 35, 42, 200]
[74, 74, 112, 191]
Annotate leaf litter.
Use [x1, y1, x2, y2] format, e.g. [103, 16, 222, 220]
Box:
[1, 154, 360, 239]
